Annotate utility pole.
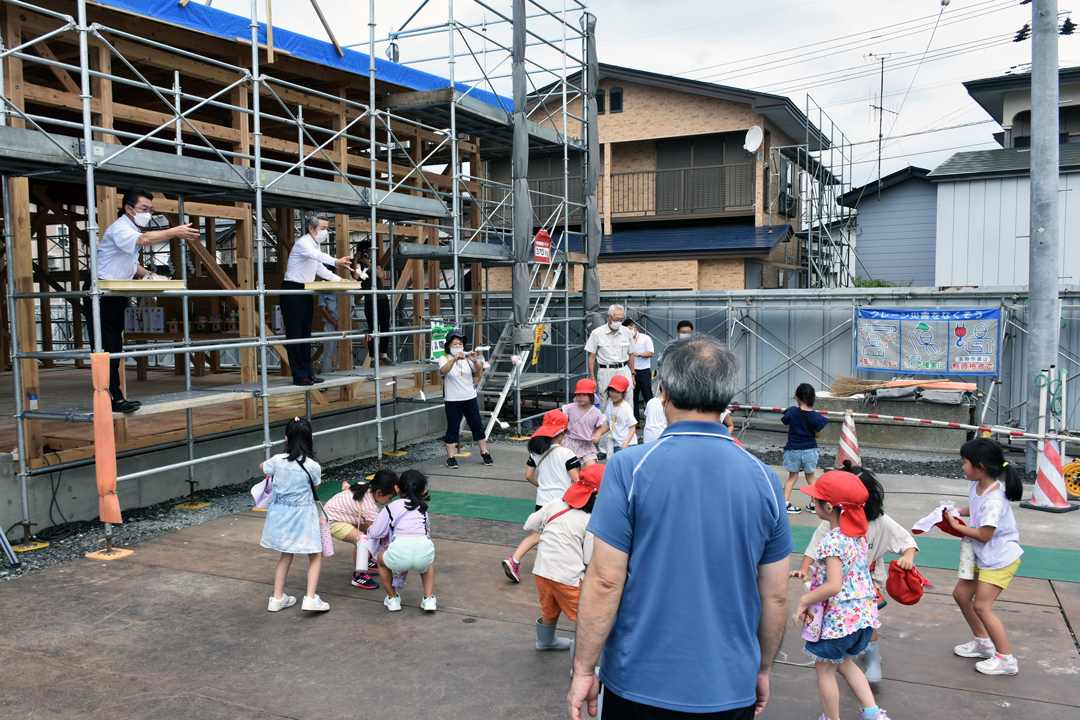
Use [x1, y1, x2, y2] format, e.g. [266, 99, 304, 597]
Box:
[1027, 0, 1062, 471]
[866, 53, 902, 200]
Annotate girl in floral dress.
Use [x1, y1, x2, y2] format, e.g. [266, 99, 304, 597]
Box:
[793, 470, 889, 720]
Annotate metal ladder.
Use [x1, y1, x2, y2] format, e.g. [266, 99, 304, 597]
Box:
[474, 262, 563, 437]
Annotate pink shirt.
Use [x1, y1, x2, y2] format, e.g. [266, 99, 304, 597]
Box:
[324, 487, 380, 526]
[561, 403, 605, 442]
[367, 498, 430, 542]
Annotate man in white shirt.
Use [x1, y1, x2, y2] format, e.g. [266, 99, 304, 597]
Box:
[584, 304, 635, 413]
[280, 214, 359, 386]
[316, 293, 353, 373]
[622, 317, 654, 421]
[84, 188, 199, 413]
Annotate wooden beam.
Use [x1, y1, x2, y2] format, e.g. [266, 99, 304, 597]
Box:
[28, 37, 81, 95]
[308, 0, 345, 57]
[265, 0, 275, 64]
[35, 222, 54, 368]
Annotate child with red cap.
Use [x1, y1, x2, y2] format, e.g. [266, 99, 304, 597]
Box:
[597, 375, 637, 455]
[501, 409, 582, 583]
[560, 378, 607, 466]
[793, 470, 889, 720]
[523, 463, 603, 651]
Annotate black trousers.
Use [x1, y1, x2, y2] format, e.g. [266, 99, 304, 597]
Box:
[633, 367, 654, 420]
[364, 296, 391, 357]
[601, 688, 754, 720]
[279, 281, 315, 381]
[443, 398, 485, 444]
[81, 279, 130, 401]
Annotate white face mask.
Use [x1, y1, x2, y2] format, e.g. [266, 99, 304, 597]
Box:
[314, 228, 329, 243]
[448, 345, 463, 356]
[609, 320, 622, 331]
[678, 332, 690, 339]
[133, 212, 152, 228]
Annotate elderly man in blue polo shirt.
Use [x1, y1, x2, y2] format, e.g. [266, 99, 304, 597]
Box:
[568, 333, 793, 720]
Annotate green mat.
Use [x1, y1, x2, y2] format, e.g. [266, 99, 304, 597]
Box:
[318, 483, 1080, 583]
[790, 525, 1080, 584]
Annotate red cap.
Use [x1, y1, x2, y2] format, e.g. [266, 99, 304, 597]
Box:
[564, 464, 604, 508]
[802, 470, 870, 537]
[573, 378, 597, 395]
[885, 560, 934, 605]
[532, 409, 569, 438]
[607, 375, 630, 394]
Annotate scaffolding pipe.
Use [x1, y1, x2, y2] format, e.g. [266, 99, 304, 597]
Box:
[370, 0, 384, 467]
[251, 0, 273, 460]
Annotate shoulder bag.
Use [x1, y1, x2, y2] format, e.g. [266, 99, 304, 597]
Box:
[250, 476, 274, 509]
[298, 458, 335, 557]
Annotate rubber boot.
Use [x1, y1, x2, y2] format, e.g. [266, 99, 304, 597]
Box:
[863, 640, 882, 683]
[536, 618, 571, 651]
[570, 638, 576, 677]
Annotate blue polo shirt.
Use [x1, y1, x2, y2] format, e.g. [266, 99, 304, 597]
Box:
[587, 420, 793, 713]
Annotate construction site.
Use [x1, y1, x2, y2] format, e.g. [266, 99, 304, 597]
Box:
[1, 1, 1079, 719]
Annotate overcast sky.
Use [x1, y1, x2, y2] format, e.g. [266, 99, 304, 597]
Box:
[209, 0, 1078, 187]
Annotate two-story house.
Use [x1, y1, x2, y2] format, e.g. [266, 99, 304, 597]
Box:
[929, 67, 1080, 287]
[485, 64, 829, 291]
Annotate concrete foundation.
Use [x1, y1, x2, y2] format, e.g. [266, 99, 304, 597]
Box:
[815, 395, 976, 451]
[0, 400, 445, 535]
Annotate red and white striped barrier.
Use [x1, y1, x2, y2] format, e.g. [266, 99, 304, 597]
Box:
[1021, 439, 1079, 513]
[837, 412, 860, 468]
[727, 404, 1061, 443]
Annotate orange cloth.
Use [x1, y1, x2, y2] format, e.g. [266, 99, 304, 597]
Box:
[535, 574, 580, 621]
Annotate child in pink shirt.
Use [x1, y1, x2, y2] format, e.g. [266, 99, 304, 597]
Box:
[560, 378, 606, 466]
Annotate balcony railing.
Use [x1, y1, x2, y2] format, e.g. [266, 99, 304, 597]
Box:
[606, 163, 755, 218]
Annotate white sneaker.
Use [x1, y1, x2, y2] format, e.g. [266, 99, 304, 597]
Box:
[421, 596, 437, 612]
[976, 653, 1018, 675]
[384, 594, 402, 612]
[954, 636, 995, 658]
[301, 594, 330, 611]
[268, 593, 296, 612]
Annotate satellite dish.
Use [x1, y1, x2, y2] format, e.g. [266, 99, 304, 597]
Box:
[743, 126, 763, 153]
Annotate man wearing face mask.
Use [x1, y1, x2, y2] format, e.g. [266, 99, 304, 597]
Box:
[656, 319, 695, 367]
[280, 214, 361, 386]
[84, 188, 199, 413]
[584, 304, 635, 413]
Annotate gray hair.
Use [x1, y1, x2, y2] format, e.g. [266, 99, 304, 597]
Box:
[657, 332, 738, 415]
[607, 303, 624, 316]
[305, 214, 328, 232]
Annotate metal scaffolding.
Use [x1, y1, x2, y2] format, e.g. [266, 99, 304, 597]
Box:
[768, 96, 856, 289]
[0, 0, 593, 540]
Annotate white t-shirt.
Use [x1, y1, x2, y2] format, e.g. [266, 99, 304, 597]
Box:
[633, 333, 654, 371]
[524, 498, 595, 587]
[439, 353, 479, 401]
[527, 445, 581, 506]
[97, 215, 141, 280]
[606, 400, 639, 447]
[643, 397, 668, 443]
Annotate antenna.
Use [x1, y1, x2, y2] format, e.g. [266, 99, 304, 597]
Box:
[865, 52, 904, 200]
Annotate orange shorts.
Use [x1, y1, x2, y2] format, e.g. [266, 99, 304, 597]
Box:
[535, 574, 580, 621]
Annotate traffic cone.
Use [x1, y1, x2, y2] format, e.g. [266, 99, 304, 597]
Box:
[836, 410, 860, 468]
[1021, 439, 1080, 513]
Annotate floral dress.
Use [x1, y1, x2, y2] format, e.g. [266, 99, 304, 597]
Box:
[808, 528, 880, 639]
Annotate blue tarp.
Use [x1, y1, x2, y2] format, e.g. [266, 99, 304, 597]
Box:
[600, 224, 791, 255]
[95, 0, 513, 113]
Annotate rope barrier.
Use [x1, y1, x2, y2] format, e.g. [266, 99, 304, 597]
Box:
[727, 403, 1065, 443]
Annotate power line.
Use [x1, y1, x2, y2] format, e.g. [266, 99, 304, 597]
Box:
[847, 119, 997, 147]
[676, 0, 1011, 81]
[849, 140, 1000, 166]
[689, 0, 1016, 85]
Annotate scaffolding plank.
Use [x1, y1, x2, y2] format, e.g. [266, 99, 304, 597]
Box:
[19, 361, 438, 422]
[396, 240, 587, 266]
[0, 125, 448, 221]
[305, 281, 365, 291]
[99, 280, 186, 292]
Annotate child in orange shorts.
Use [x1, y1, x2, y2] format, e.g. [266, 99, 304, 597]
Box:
[524, 463, 603, 651]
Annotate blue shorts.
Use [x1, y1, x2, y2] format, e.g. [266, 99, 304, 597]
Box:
[804, 626, 873, 664]
[783, 448, 820, 474]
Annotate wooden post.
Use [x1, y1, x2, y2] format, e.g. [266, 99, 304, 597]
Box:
[4, 11, 43, 459]
[35, 219, 54, 368]
[333, 90, 356, 398]
[232, 76, 258, 417]
[66, 214, 84, 369]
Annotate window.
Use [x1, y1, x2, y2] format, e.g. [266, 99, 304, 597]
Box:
[609, 87, 623, 113]
[596, 89, 605, 115]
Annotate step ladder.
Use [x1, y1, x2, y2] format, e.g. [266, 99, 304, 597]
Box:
[473, 261, 564, 438]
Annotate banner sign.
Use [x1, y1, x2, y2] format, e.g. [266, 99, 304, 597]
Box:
[533, 230, 552, 264]
[532, 323, 547, 365]
[430, 323, 454, 360]
[855, 308, 1000, 376]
